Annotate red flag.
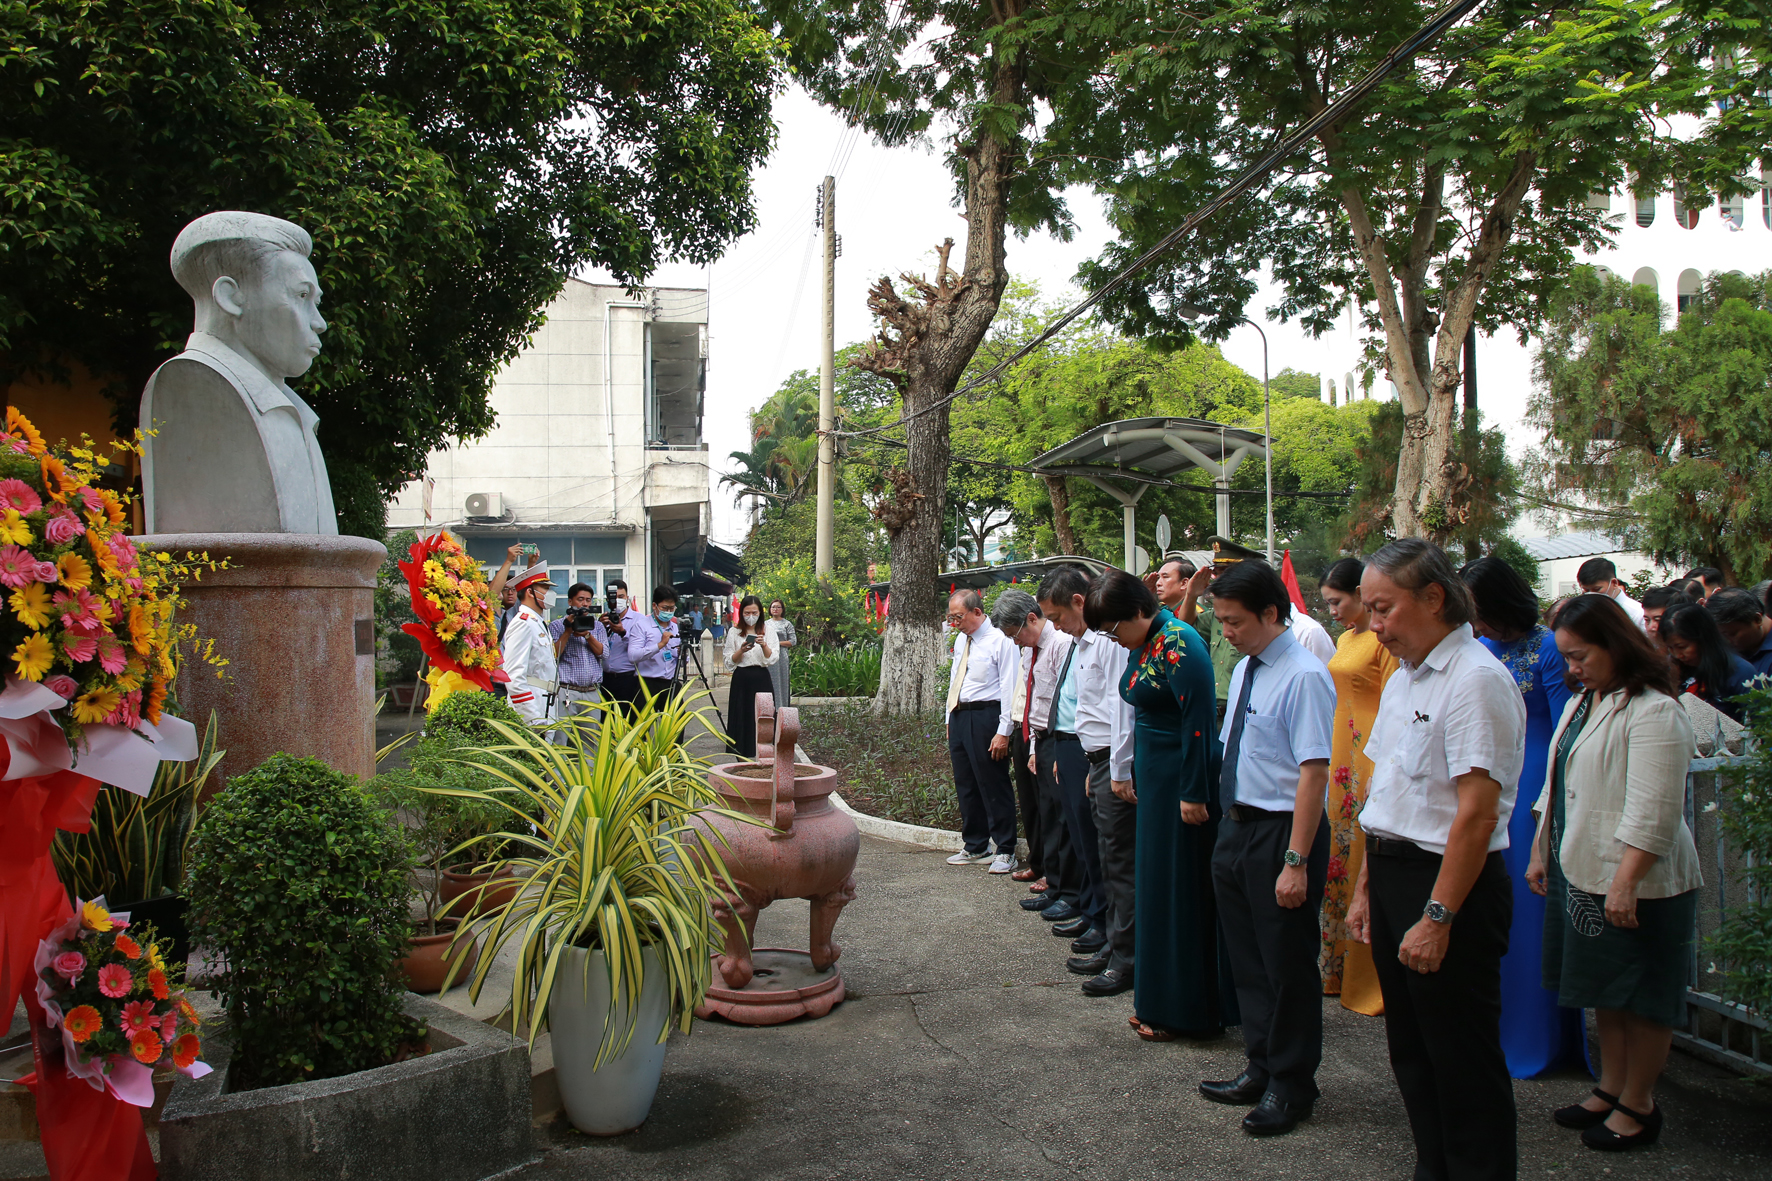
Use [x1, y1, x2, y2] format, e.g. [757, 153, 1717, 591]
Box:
[1280, 550, 1309, 614]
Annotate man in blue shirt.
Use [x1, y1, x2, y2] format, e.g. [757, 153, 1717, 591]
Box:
[628, 585, 682, 704]
[1708, 587, 1772, 678]
[600, 579, 643, 713]
[548, 582, 607, 741]
[1198, 560, 1335, 1137]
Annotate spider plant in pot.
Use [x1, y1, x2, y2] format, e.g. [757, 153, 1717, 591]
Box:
[421, 687, 754, 1135]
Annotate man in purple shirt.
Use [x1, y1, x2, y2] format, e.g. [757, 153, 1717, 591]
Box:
[627, 585, 682, 703]
[600, 579, 643, 713]
[548, 582, 607, 741]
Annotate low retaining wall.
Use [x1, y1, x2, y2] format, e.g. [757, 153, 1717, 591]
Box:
[158, 992, 535, 1181]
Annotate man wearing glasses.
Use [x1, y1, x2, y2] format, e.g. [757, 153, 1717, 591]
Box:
[943, 589, 1021, 871]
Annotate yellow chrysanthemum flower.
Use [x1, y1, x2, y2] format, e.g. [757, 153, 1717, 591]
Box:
[80, 899, 113, 932]
[71, 687, 120, 724]
[10, 582, 50, 630]
[11, 633, 52, 680]
[57, 551, 92, 592]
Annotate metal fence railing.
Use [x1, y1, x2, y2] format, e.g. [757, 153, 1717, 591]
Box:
[1681, 755, 1768, 1075]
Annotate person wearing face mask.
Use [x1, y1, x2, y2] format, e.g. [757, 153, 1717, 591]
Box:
[600, 579, 643, 713]
[724, 595, 776, 756]
[501, 563, 558, 726]
[627, 586, 683, 703]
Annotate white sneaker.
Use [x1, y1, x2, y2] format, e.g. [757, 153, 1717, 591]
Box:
[987, 852, 1016, 874]
[946, 850, 988, 865]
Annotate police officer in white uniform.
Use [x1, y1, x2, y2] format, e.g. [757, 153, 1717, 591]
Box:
[500, 562, 557, 726]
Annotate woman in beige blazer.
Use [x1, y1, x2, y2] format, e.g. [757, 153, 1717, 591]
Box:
[1525, 594, 1700, 1153]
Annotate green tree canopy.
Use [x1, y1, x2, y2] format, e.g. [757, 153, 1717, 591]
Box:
[1530, 266, 1772, 585]
[741, 497, 885, 587]
[1, 0, 779, 534]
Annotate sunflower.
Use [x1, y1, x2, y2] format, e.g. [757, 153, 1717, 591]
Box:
[11, 633, 52, 681]
[6, 408, 46, 455]
[10, 582, 50, 629]
[57, 551, 93, 592]
[72, 687, 121, 724]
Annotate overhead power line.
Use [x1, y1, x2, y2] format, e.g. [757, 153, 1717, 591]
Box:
[835, 0, 1491, 442]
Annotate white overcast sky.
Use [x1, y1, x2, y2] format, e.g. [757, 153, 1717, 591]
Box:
[584, 85, 1541, 549]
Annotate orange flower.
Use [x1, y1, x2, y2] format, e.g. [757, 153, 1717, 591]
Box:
[129, 1029, 163, 1064]
[39, 455, 67, 501]
[171, 1033, 201, 1069]
[6, 407, 46, 455]
[99, 491, 126, 527]
[63, 1005, 102, 1043]
[144, 678, 167, 725]
[114, 933, 142, 959]
[147, 967, 169, 1000]
[175, 996, 201, 1026]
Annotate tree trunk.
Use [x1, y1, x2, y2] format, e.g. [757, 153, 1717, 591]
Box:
[860, 45, 1024, 716]
[1043, 475, 1079, 554]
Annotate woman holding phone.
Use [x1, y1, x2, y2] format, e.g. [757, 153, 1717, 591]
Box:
[724, 594, 777, 756]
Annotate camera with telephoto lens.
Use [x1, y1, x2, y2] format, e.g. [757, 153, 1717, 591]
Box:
[565, 606, 599, 633]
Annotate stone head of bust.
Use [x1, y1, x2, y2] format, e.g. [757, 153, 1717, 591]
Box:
[171, 211, 327, 384]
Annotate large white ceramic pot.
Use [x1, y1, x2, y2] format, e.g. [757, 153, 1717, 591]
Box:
[548, 945, 670, 1135]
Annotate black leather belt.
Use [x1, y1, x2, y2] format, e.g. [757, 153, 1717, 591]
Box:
[1051, 731, 1080, 742]
[1084, 747, 1110, 766]
[1228, 803, 1290, 822]
[1366, 834, 1441, 862]
[951, 699, 999, 713]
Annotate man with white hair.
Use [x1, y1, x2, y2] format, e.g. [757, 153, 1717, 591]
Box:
[140, 210, 337, 534]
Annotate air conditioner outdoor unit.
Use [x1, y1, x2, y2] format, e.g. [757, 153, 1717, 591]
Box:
[464, 491, 503, 519]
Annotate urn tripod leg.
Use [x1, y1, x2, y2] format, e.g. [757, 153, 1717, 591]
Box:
[711, 882, 764, 988]
[807, 873, 857, 972]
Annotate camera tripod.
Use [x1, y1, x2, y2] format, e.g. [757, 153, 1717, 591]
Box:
[673, 627, 726, 732]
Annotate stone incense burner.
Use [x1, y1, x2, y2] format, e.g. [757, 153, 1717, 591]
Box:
[690, 698, 858, 1025]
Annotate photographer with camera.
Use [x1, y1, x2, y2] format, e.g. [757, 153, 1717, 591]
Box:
[548, 582, 608, 739]
[627, 585, 683, 704]
[600, 578, 643, 711]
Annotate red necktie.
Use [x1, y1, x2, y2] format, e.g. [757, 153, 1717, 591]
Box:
[1022, 645, 1040, 741]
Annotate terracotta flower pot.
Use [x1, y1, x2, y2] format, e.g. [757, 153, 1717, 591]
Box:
[438, 863, 518, 918]
[401, 918, 481, 993]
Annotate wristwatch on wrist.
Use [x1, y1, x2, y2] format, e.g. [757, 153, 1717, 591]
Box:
[1423, 899, 1456, 925]
[1283, 849, 1306, 868]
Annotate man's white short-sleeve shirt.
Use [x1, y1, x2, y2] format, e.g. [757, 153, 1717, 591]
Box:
[1360, 623, 1527, 855]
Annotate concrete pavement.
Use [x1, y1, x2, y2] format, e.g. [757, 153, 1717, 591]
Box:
[518, 834, 1772, 1180]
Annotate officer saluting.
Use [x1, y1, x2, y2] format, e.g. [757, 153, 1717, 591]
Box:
[501, 562, 557, 725]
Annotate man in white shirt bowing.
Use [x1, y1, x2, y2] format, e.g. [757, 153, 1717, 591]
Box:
[1348, 539, 1526, 1181]
[943, 590, 1021, 870]
[1198, 560, 1336, 1137]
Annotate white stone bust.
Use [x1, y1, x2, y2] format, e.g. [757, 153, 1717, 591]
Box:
[140, 211, 338, 534]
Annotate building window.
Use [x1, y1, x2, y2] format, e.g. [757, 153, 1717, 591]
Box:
[1632, 267, 1658, 299]
[1586, 190, 1612, 211]
[1678, 269, 1703, 314]
[1673, 185, 1702, 229]
[1635, 191, 1656, 228]
[1722, 191, 1745, 229]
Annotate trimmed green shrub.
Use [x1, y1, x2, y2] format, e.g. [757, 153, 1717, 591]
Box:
[747, 557, 869, 646]
[791, 642, 883, 697]
[187, 754, 421, 1088]
[1712, 685, 1772, 1015]
[425, 688, 528, 747]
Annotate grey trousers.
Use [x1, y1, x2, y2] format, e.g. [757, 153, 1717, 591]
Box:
[1086, 756, 1137, 974]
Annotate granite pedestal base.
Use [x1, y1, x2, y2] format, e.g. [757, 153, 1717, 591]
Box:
[135, 532, 384, 789]
[694, 948, 845, 1026]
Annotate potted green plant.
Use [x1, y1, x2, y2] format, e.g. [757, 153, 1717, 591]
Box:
[422, 689, 750, 1135]
[51, 712, 224, 963]
[420, 690, 532, 915]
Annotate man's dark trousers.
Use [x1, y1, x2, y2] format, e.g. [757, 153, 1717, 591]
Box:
[1031, 734, 1077, 904]
[1211, 809, 1329, 1105]
[1368, 843, 1515, 1181]
[1011, 731, 1045, 878]
[1049, 734, 1104, 930]
[603, 669, 640, 714]
[948, 704, 1017, 856]
[1086, 754, 1136, 973]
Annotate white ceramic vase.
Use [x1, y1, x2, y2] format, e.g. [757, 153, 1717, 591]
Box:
[548, 945, 670, 1135]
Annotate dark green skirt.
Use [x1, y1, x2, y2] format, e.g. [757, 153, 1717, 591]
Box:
[1542, 860, 1696, 1029]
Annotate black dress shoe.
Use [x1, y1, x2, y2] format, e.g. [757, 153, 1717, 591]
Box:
[1067, 951, 1110, 975]
[1242, 1091, 1312, 1136]
[1553, 1088, 1618, 1130]
[1081, 968, 1133, 997]
[1070, 927, 1107, 953]
[1039, 900, 1080, 923]
[1581, 1102, 1662, 1151]
[1019, 893, 1059, 912]
[1198, 1069, 1267, 1106]
[1052, 915, 1091, 937]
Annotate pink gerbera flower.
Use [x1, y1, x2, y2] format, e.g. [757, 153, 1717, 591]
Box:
[97, 963, 133, 998]
[62, 633, 97, 663]
[75, 487, 101, 513]
[160, 1012, 178, 1042]
[120, 999, 157, 1035]
[95, 634, 127, 674]
[45, 513, 81, 546]
[54, 588, 104, 635]
[0, 544, 35, 589]
[106, 535, 138, 570]
[0, 478, 42, 515]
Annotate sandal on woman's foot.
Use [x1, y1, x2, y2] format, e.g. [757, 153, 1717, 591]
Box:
[1554, 1088, 1618, 1130]
[1134, 1022, 1176, 1043]
[1582, 1101, 1661, 1151]
[1010, 867, 1038, 882]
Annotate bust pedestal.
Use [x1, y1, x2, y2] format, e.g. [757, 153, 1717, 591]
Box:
[135, 533, 385, 791]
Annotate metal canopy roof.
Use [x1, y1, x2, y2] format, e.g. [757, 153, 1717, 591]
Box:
[1029, 417, 1269, 484]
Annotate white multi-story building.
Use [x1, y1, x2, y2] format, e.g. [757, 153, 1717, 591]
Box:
[387, 281, 716, 608]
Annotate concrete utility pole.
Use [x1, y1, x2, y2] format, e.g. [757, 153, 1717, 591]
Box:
[814, 176, 837, 577]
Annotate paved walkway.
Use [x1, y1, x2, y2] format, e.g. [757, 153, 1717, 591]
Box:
[519, 834, 1772, 1181]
